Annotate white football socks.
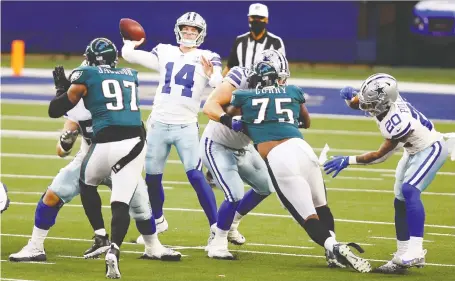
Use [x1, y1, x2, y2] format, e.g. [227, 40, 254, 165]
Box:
[30, 226, 48, 249]
[94, 228, 107, 237]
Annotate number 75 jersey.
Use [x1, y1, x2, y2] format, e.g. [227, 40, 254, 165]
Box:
[231, 85, 306, 144]
[151, 44, 222, 124]
[377, 96, 442, 154]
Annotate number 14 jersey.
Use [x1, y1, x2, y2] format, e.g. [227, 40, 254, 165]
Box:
[151, 44, 222, 124]
[376, 95, 442, 154]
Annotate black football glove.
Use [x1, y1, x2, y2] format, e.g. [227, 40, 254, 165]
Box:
[52, 66, 71, 96]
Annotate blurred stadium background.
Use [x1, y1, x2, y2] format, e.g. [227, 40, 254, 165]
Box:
[1, 1, 454, 281]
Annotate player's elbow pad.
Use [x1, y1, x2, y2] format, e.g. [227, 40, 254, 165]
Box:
[48, 93, 74, 118]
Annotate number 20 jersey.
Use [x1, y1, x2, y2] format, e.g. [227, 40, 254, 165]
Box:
[376, 95, 442, 154]
[151, 44, 222, 124]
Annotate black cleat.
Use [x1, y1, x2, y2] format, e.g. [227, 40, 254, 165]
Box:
[84, 234, 110, 259]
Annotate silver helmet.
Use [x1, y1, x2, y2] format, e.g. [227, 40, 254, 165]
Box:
[253, 49, 289, 85]
[174, 12, 207, 47]
[358, 73, 399, 116]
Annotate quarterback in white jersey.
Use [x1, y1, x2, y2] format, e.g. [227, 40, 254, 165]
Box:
[121, 12, 220, 243]
[324, 73, 449, 272]
[10, 65, 180, 263]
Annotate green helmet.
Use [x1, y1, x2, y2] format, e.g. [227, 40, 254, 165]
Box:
[84, 38, 118, 68]
[247, 61, 279, 89]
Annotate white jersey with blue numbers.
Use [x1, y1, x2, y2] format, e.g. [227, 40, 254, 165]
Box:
[65, 99, 93, 154]
[122, 41, 222, 124]
[203, 67, 252, 149]
[377, 95, 442, 155]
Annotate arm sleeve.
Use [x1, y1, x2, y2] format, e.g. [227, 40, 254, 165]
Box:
[121, 41, 160, 71]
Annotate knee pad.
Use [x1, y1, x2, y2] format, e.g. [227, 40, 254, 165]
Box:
[402, 183, 421, 202]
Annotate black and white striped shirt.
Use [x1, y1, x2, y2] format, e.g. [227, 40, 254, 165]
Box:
[226, 31, 285, 69]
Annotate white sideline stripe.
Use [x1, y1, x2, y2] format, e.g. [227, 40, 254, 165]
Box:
[3, 67, 455, 94]
[427, 232, 455, 237]
[370, 236, 434, 243]
[4, 176, 455, 197]
[8, 202, 455, 229]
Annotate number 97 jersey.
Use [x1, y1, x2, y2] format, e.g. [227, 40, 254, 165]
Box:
[377, 96, 442, 154]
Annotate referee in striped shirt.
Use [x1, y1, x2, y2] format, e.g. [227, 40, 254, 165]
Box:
[222, 3, 286, 76]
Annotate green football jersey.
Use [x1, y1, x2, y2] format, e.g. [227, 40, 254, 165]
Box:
[69, 66, 141, 135]
[231, 85, 306, 144]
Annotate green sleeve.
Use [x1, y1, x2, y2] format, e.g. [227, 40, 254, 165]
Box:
[289, 85, 306, 104]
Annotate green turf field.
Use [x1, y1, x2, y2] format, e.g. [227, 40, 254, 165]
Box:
[1, 102, 455, 281]
[2, 53, 455, 84]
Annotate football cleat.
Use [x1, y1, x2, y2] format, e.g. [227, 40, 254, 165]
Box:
[325, 249, 347, 268]
[9, 240, 46, 262]
[204, 224, 217, 251]
[207, 239, 234, 260]
[227, 228, 246, 245]
[105, 244, 121, 279]
[373, 260, 408, 274]
[140, 246, 181, 261]
[84, 234, 110, 259]
[392, 249, 427, 268]
[333, 243, 371, 273]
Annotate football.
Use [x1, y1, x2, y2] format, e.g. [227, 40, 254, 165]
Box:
[119, 18, 146, 43]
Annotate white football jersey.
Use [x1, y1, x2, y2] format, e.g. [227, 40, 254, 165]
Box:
[150, 44, 222, 124]
[65, 99, 93, 153]
[203, 66, 252, 149]
[376, 95, 442, 154]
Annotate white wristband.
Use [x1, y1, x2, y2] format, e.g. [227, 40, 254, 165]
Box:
[348, 156, 357, 165]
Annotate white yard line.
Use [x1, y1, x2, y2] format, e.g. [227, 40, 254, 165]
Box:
[7, 202, 455, 229]
[427, 232, 455, 237]
[4, 234, 455, 267]
[0, 276, 38, 281]
[4, 175, 454, 196]
[370, 236, 434, 243]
